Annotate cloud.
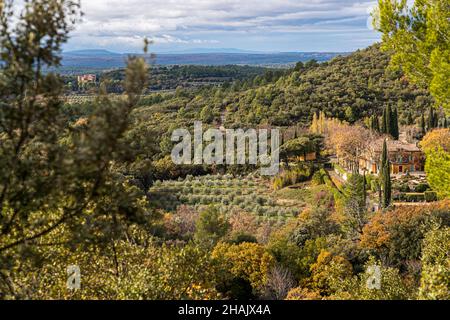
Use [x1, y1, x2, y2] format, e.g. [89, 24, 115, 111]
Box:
[65, 0, 380, 52]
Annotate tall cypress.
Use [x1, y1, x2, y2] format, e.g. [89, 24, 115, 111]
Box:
[433, 112, 439, 128]
[382, 159, 391, 208]
[381, 139, 388, 171]
[427, 105, 434, 131]
[381, 108, 387, 133]
[386, 105, 392, 136]
[392, 107, 399, 140]
[363, 172, 367, 208]
[420, 113, 426, 136]
[380, 139, 391, 208]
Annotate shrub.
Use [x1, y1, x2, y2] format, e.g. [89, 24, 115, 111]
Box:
[415, 183, 430, 193]
[424, 191, 438, 202]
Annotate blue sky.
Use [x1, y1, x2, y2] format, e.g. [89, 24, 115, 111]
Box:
[66, 0, 381, 53]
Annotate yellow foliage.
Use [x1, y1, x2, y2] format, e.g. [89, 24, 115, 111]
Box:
[211, 242, 275, 291]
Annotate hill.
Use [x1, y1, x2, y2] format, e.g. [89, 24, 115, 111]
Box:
[56, 50, 347, 73]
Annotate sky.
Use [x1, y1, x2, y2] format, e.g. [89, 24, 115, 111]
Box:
[65, 0, 382, 53]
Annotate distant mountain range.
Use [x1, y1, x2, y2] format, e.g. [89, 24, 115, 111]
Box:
[58, 49, 350, 73]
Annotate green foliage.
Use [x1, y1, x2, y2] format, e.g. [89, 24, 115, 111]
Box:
[419, 226, 450, 300]
[342, 174, 368, 235]
[330, 257, 414, 300]
[375, 0, 450, 111]
[424, 148, 450, 199]
[194, 206, 230, 247]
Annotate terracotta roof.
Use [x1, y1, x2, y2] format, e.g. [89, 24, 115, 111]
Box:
[370, 138, 421, 153]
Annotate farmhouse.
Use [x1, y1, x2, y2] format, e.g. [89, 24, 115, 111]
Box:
[359, 138, 425, 175]
[77, 74, 96, 86]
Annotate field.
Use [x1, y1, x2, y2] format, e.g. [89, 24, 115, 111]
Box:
[148, 174, 321, 223]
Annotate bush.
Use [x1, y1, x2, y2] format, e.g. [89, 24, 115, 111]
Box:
[312, 170, 325, 185]
[415, 183, 430, 193]
[424, 191, 438, 202]
[228, 232, 258, 245]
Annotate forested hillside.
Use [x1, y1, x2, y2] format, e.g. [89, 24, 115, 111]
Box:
[123, 45, 433, 133]
[114, 45, 433, 169]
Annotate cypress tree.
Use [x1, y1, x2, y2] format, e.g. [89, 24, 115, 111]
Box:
[379, 139, 392, 209]
[381, 108, 387, 133]
[386, 105, 393, 136]
[392, 107, 399, 139]
[420, 113, 426, 136]
[427, 105, 434, 130]
[363, 172, 367, 208]
[406, 111, 413, 125]
[382, 159, 391, 208]
[381, 139, 388, 173]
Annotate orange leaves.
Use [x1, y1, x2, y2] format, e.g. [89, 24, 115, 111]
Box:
[360, 200, 450, 252]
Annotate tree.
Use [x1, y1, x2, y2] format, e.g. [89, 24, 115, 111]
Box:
[419, 226, 450, 300]
[392, 107, 399, 140]
[0, 0, 151, 255]
[200, 105, 214, 123]
[382, 159, 392, 208]
[428, 105, 435, 131]
[342, 174, 368, 235]
[420, 129, 450, 153]
[421, 113, 427, 136]
[381, 108, 387, 133]
[375, 0, 450, 111]
[0, 1, 156, 297]
[424, 149, 450, 199]
[308, 250, 353, 296]
[212, 242, 275, 294]
[385, 105, 392, 136]
[420, 129, 450, 198]
[194, 206, 230, 247]
[380, 139, 391, 208]
[360, 200, 450, 266]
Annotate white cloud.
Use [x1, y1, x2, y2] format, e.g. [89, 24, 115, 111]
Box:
[64, 0, 379, 52]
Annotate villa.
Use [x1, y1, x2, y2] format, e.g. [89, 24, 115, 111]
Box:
[359, 138, 425, 175]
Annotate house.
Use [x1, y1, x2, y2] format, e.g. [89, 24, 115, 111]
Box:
[359, 138, 425, 175]
[77, 74, 97, 87]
